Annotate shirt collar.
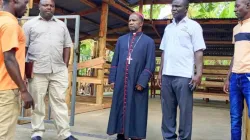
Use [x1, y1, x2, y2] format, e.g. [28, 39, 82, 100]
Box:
[0, 11, 18, 22]
[239, 17, 250, 25]
[130, 31, 143, 36]
[173, 16, 188, 25]
[38, 14, 56, 22]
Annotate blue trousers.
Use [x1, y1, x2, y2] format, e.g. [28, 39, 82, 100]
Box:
[229, 73, 250, 140]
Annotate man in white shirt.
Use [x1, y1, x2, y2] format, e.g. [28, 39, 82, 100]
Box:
[157, 0, 206, 139]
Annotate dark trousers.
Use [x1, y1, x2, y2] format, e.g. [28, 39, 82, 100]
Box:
[161, 75, 193, 140]
[229, 73, 250, 140]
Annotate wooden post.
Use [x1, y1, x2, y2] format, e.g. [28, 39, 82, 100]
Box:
[139, 0, 143, 13]
[96, 2, 108, 104]
[93, 41, 98, 96]
[150, 3, 153, 19]
[0, 0, 2, 10]
[243, 101, 250, 140]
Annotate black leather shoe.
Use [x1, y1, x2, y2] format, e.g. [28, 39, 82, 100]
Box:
[117, 134, 126, 140]
[64, 135, 78, 140]
[31, 136, 42, 140]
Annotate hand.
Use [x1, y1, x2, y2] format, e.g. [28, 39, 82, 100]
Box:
[136, 84, 143, 91]
[157, 74, 162, 88]
[223, 79, 229, 94]
[20, 91, 34, 109]
[189, 75, 202, 90]
[110, 83, 115, 89]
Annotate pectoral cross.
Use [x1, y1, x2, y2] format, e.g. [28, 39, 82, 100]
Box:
[127, 55, 133, 64]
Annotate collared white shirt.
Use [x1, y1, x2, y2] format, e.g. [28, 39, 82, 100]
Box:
[23, 15, 73, 74]
[159, 17, 206, 78]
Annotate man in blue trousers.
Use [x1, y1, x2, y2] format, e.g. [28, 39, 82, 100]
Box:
[223, 0, 250, 139]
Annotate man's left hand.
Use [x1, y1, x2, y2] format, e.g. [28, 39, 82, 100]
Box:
[189, 75, 202, 90]
[136, 85, 143, 91]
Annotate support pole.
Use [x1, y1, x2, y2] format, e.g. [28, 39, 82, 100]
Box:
[70, 15, 80, 126]
[96, 2, 108, 105]
[139, 0, 143, 13]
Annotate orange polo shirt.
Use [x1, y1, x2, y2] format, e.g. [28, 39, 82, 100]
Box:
[0, 11, 25, 90]
[232, 18, 250, 73]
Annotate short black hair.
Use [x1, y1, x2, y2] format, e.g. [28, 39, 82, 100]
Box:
[3, 0, 10, 5]
[184, 0, 190, 7]
[172, 0, 190, 7]
[39, 0, 55, 5]
[3, 0, 10, 3]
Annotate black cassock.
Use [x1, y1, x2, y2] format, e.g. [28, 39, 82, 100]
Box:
[107, 32, 156, 139]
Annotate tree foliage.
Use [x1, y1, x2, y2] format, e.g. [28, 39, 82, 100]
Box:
[188, 2, 236, 18]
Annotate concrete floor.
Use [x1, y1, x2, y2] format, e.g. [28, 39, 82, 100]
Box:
[15, 97, 230, 140]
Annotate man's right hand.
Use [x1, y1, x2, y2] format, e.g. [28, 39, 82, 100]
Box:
[20, 91, 34, 109]
[110, 83, 115, 89]
[157, 75, 162, 88]
[223, 79, 229, 94]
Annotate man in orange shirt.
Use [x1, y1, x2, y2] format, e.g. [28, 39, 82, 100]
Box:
[0, 0, 34, 139]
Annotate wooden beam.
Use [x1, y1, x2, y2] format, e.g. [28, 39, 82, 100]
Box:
[33, 0, 100, 27]
[144, 19, 237, 25]
[103, 0, 133, 15]
[104, 63, 111, 69]
[152, 23, 161, 38]
[203, 56, 232, 60]
[109, 12, 128, 23]
[29, 0, 33, 8]
[80, 0, 128, 23]
[194, 92, 228, 100]
[68, 57, 105, 72]
[80, 0, 96, 8]
[81, 26, 128, 40]
[96, 2, 109, 105]
[73, 7, 100, 16]
[202, 74, 227, 79]
[200, 81, 224, 88]
[140, 0, 234, 5]
[107, 38, 233, 45]
[139, 0, 143, 13]
[77, 77, 102, 84]
[203, 69, 228, 75]
[206, 41, 232, 45]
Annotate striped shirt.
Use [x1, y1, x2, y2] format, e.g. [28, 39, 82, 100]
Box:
[232, 18, 250, 73]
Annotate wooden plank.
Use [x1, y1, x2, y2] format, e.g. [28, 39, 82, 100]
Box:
[202, 74, 227, 78]
[194, 92, 229, 100]
[104, 63, 111, 69]
[200, 81, 224, 88]
[203, 65, 230, 70]
[68, 57, 105, 72]
[203, 69, 228, 75]
[203, 56, 232, 60]
[77, 77, 102, 84]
